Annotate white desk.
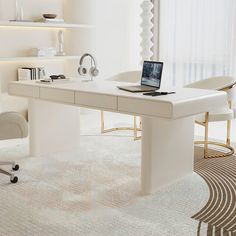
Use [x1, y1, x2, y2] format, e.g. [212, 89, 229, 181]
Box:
[9, 79, 227, 194]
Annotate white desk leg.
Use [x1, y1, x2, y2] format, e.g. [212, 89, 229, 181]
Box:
[141, 116, 195, 194]
[28, 99, 80, 156]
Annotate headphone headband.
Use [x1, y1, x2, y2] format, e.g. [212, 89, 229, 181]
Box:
[79, 53, 97, 68]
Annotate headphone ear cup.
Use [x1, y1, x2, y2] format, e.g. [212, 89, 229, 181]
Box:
[78, 66, 88, 76]
[90, 67, 99, 77]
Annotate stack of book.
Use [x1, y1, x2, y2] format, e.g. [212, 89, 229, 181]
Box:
[18, 67, 45, 81]
[31, 47, 57, 57]
[43, 18, 65, 23]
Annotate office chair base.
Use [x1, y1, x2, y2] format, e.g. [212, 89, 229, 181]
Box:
[0, 162, 19, 183]
[10, 175, 18, 183]
[195, 141, 234, 159]
[12, 164, 19, 171]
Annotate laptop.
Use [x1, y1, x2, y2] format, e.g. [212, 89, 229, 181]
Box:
[117, 61, 163, 93]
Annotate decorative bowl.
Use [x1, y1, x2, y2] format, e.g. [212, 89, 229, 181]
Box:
[43, 14, 57, 19]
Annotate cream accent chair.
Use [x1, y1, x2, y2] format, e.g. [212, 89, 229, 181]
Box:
[101, 71, 142, 140]
[185, 76, 236, 159]
[0, 94, 28, 183]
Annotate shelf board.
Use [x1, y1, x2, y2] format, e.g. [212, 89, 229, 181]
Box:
[0, 21, 93, 29]
[0, 55, 81, 62]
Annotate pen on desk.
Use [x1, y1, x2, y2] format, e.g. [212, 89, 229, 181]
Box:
[143, 91, 176, 96]
[165, 92, 176, 95]
[153, 92, 175, 96]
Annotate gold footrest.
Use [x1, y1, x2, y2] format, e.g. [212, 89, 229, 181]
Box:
[195, 141, 234, 159]
[134, 134, 141, 141]
[102, 127, 142, 141]
[102, 127, 142, 133]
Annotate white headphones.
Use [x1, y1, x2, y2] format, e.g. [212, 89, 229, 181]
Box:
[78, 53, 99, 78]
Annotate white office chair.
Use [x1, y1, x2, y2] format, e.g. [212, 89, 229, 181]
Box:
[186, 76, 236, 158]
[0, 112, 28, 183]
[101, 71, 142, 140]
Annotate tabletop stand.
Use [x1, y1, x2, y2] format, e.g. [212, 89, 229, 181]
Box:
[28, 99, 80, 156]
[141, 116, 195, 194]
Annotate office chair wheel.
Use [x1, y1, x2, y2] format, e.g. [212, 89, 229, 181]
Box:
[12, 164, 19, 171]
[10, 175, 18, 184]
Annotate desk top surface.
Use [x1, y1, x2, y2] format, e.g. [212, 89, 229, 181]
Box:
[8, 79, 227, 119]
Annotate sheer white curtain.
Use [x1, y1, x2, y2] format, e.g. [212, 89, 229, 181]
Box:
[158, 0, 236, 87]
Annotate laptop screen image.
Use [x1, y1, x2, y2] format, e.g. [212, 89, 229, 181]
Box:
[141, 61, 163, 88]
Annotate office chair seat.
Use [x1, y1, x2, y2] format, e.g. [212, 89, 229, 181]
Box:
[195, 108, 234, 123]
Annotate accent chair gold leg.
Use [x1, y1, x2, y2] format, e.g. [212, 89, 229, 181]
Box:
[134, 116, 142, 141]
[195, 103, 234, 159]
[226, 101, 232, 146]
[226, 119, 231, 146]
[101, 111, 105, 133]
[204, 112, 209, 158]
[134, 116, 138, 140]
[101, 111, 142, 141]
[139, 117, 142, 129]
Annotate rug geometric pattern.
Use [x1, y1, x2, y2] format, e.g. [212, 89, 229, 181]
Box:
[193, 147, 236, 236]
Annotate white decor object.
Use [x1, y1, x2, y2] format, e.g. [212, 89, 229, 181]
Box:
[57, 30, 65, 56]
[140, 0, 154, 62]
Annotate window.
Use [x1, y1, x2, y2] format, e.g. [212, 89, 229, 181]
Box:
[158, 0, 236, 87]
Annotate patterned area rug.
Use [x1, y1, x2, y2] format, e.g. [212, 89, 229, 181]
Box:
[193, 147, 236, 236]
[0, 135, 235, 236]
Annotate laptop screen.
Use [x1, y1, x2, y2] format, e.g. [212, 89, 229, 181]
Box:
[141, 61, 163, 88]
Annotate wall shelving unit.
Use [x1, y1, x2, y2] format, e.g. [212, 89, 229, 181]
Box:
[0, 0, 95, 92]
[0, 55, 81, 62]
[0, 21, 93, 29]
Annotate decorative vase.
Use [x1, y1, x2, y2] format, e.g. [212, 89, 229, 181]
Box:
[15, 0, 20, 20]
[14, 0, 23, 21]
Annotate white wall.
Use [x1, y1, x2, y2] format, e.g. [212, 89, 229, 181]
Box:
[95, 0, 142, 79]
[64, 0, 142, 79]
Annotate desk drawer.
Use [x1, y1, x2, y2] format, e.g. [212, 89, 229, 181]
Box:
[9, 84, 40, 98]
[40, 88, 75, 104]
[118, 97, 173, 118]
[75, 92, 117, 111]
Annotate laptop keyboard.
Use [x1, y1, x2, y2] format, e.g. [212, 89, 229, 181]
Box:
[132, 85, 154, 89]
